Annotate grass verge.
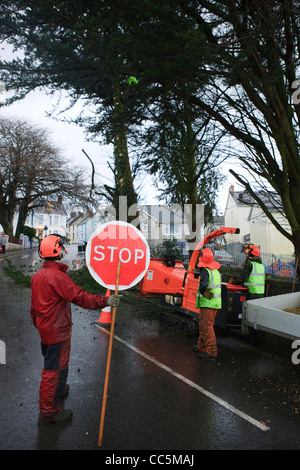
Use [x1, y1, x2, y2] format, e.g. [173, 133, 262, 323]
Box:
[3, 259, 107, 294]
[3, 259, 32, 287]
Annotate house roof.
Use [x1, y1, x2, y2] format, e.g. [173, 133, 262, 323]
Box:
[66, 212, 84, 226]
[30, 199, 67, 216]
[76, 212, 94, 226]
[229, 189, 282, 212]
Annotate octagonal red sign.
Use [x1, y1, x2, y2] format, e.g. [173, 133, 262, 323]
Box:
[86, 221, 150, 290]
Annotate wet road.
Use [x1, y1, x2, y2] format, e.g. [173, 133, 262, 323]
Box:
[0, 248, 299, 454]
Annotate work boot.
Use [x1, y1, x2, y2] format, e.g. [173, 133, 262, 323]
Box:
[197, 351, 216, 361]
[38, 408, 73, 424]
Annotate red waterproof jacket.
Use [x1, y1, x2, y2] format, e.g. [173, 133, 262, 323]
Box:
[30, 260, 108, 345]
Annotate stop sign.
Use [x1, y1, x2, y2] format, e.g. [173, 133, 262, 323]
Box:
[86, 221, 150, 290]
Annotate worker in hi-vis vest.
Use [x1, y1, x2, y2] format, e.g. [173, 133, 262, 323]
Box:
[241, 244, 265, 300]
[195, 248, 221, 361]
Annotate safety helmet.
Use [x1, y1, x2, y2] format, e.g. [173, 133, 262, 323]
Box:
[197, 248, 221, 269]
[241, 243, 254, 255]
[242, 243, 260, 257]
[249, 245, 260, 257]
[39, 234, 67, 260]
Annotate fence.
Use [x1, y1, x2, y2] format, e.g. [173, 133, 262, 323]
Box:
[180, 242, 297, 279]
[8, 235, 22, 245]
[225, 242, 297, 279]
[260, 253, 296, 279]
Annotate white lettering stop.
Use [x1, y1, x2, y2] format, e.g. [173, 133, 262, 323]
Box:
[93, 245, 144, 264]
[119, 248, 131, 263]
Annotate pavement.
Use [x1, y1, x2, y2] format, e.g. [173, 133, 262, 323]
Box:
[0, 246, 38, 258]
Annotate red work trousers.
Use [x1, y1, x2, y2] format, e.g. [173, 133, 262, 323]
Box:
[197, 308, 218, 357]
[39, 339, 71, 417]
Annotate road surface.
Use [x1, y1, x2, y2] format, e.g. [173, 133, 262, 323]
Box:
[0, 248, 299, 455]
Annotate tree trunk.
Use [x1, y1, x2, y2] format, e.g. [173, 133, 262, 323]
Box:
[111, 79, 137, 222]
[15, 200, 30, 237]
[292, 230, 300, 276]
[0, 197, 15, 236]
[0, 217, 13, 237]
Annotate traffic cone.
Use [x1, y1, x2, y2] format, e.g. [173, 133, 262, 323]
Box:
[76, 260, 80, 270]
[94, 289, 112, 328]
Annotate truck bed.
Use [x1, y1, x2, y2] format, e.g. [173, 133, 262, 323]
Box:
[242, 292, 300, 340]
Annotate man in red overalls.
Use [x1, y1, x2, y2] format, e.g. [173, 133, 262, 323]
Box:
[195, 248, 222, 360]
[30, 234, 121, 424]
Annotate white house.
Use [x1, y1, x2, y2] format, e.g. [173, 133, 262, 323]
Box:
[66, 212, 85, 244]
[69, 203, 205, 252]
[76, 212, 93, 244]
[67, 207, 113, 244]
[25, 196, 67, 239]
[138, 204, 204, 251]
[76, 210, 106, 244]
[224, 185, 293, 256]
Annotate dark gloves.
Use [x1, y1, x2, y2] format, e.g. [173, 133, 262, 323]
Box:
[107, 295, 122, 307]
[203, 289, 214, 300]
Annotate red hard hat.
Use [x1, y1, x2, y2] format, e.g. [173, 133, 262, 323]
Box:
[249, 245, 260, 257]
[197, 248, 221, 269]
[39, 234, 66, 259]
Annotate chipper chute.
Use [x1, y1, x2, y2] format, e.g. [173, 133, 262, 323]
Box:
[139, 227, 240, 297]
[139, 227, 246, 335]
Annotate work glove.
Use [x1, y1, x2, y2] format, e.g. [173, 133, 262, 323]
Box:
[107, 294, 122, 307]
[203, 289, 214, 300]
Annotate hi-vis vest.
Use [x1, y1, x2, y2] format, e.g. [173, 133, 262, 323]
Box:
[196, 268, 222, 309]
[245, 261, 265, 294]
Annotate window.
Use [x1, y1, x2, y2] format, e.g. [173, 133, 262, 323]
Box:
[173, 224, 182, 236]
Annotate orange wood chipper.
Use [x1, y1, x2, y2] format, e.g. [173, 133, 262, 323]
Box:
[139, 227, 248, 335]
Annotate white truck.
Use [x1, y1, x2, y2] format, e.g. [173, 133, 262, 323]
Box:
[242, 292, 300, 340]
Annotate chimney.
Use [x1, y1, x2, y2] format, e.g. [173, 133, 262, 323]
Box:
[229, 185, 234, 193]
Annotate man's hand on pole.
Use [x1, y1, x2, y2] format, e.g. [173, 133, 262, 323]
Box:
[107, 294, 122, 307]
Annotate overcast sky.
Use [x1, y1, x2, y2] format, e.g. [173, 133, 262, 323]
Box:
[0, 85, 161, 204]
[0, 77, 235, 213]
[0, 40, 238, 214]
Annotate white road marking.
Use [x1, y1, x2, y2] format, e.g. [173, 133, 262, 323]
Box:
[97, 326, 270, 432]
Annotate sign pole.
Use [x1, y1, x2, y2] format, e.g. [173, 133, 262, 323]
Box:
[98, 260, 121, 447]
